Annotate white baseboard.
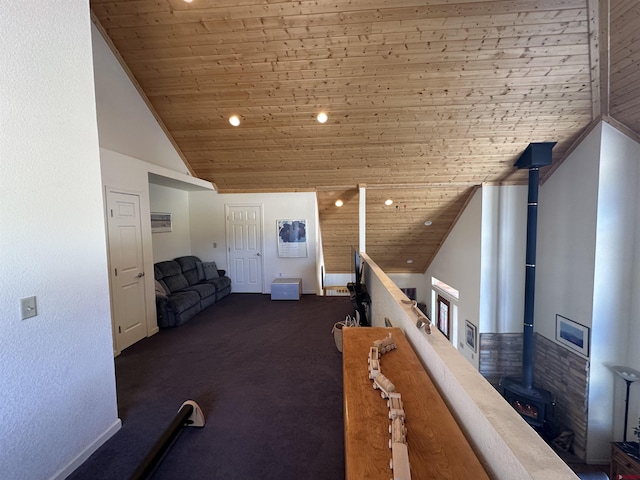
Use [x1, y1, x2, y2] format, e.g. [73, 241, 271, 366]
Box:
[51, 418, 122, 480]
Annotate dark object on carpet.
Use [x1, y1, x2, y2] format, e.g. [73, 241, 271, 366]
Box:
[68, 294, 353, 480]
[552, 430, 574, 452]
[131, 401, 205, 480]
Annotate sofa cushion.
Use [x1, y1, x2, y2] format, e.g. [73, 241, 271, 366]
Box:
[153, 265, 169, 293]
[209, 275, 232, 301]
[154, 260, 189, 293]
[175, 255, 202, 286]
[196, 262, 204, 280]
[166, 290, 200, 314]
[197, 261, 220, 280]
[159, 298, 201, 327]
[184, 283, 216, 300]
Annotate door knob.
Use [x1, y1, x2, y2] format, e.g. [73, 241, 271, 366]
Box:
[256, 252, 261, 256]
[137, 272, 145, 278]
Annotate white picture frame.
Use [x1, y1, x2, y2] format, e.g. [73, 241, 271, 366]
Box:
[465, 320, 477, 352]
[151, 212, 172, 233]
[555, 314, 590, 357]
[277, 219, 307, 257]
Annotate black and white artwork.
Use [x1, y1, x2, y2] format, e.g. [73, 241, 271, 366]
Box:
[277, 219, 307, 257]
[151, 212, 172, 233]
[465, 320, 477, 352]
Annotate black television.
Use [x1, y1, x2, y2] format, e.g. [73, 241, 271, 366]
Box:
[347, 247, 370, 326]
[353, 246, 361, 288]
[347, 247, 362, 292]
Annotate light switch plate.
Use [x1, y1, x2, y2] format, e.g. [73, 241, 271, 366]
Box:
[20, 296, 37, 320]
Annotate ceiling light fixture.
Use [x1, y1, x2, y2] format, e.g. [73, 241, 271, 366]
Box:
[335, 199, 343, 207]
[317, 112, 328, 124]
[406, 259, 414, 264]
[385, 199, 393, 206]
[183, 0, 193, 3]
[424, 220, 433, 226]
[229, 115, 240, 127]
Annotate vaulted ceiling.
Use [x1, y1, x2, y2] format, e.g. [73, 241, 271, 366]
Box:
[91, 0, 640, 274]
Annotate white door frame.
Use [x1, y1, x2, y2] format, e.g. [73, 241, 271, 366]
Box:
[105, 186, 150, 355]
[225, 204, 265, 293]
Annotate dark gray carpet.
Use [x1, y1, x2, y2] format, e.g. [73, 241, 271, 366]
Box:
[68, 293, 352, 480]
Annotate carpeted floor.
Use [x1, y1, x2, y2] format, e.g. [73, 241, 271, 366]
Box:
[68, 293, 353, 480]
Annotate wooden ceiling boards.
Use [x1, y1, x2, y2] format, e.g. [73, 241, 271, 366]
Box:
[91, 0, 640, 273]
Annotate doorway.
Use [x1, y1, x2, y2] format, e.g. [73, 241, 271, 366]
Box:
[437, 294, 451, 339]
[226, 204, 264, 293]
[106, 189, 147, 353]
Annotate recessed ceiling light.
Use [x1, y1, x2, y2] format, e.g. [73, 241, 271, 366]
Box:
[229, 115, 240, 127]
[183, 0, 193, 3]
[335, 199, 343, 207]
[424, 220, 433, 226]
[385, 199, 393, 206]
[317, 112, 328, 124]
[407, 259, 414, 264]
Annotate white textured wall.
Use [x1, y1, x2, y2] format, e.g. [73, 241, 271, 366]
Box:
[480, 185, 528, 333]
[534, 121, 640, 462]
[590, 122, 640, 459]
[387, 273, 430, 309]
[425, 188, 482, 366]
[188, 191, 230, 269]
[424, 185, 527, 368]
[629, 125, 640, 444]
[0, 3, 119, 479]
[149, 184, 192, 262]
[536, 128, 599, 342]
[189, 191, 319, 293]
[92, 23, 189, 173]
[535, 126, 601, 460]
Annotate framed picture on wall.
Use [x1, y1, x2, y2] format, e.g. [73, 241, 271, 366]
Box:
[150, 212, 172, 233]
[465, 320, 477, 352]
[277, 219, 307, 257]
[555, 315, 590, 357]
[437, 295, 450, 339]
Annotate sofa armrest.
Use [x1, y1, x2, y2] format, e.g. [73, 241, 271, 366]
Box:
[155, 295, 169, 328]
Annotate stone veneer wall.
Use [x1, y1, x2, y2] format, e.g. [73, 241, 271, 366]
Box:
[479, 332, 589, 460]
[479, 333, 523, 387]
[533, 333, 589, 460]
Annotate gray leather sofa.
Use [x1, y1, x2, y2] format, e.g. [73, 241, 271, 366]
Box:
[154, 255, 231, 327]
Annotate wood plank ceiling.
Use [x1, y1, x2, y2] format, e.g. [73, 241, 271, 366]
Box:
[91, 0, 640, 274]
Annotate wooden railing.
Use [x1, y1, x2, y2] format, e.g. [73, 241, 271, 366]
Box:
[343, 327, 490, 479]
[359, 252, 579, 480]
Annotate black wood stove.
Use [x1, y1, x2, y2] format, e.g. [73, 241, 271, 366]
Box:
[501, 143, 556, 428]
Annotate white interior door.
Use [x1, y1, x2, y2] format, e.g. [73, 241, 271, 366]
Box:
[226, 205, 263, 293]
[107, 190, 147, 352]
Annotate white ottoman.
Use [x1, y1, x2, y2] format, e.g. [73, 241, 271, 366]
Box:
[271, 278, 302, 300]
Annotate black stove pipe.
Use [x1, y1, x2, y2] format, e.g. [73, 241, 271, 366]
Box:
[514, 143, 555, 389]
[522, 166, 540, 389]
